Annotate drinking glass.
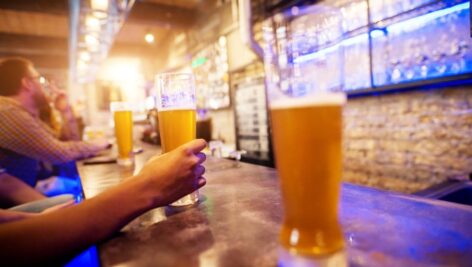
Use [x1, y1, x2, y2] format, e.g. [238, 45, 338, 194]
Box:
[263, 4, 347, 266]
[156, 73, 198, 207]
[110, 102, 134, 166]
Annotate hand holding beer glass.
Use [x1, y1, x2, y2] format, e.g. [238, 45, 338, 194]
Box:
[110, 102, 134, 166]
[156, 73, 198, 207]
[265, 4, 347, 265]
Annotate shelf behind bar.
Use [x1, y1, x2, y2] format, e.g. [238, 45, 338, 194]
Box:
[346, 73, 472, 98]
[370, 0, 466, 28]
[261, 1, 471, 97]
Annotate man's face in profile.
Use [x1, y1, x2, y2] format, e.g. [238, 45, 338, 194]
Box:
[26, 65, 51, 118]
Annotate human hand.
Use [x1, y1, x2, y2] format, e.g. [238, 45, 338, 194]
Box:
[48, 81, 70, 112]
[137, 139, 207, 207]
[89, 139, 112, 151]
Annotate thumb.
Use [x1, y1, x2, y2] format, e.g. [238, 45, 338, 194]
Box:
[182, 139, 207, 154]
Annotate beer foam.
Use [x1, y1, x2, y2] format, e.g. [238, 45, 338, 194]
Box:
[270, 93, 346, 109]
[158, 106, 196, 111]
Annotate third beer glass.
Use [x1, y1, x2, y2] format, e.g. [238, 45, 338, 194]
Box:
[110, 102, 133, 166]
[263, 4, 346, 264]
[156, 73, 198, 207]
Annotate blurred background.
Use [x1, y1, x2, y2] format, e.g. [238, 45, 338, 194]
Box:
[0, 0, 470, 194]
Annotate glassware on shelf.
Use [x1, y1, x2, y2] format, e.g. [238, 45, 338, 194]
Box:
[390, 59, 402, 83]
[343, 33, 371, 90]
[456, 41, 470, 72]
[414, 54, 429, 79]
[192, 38, 230, 110]
[371, 1, 471, 87]
[264, 4, 345, 97]
[370, 0, 436, 23]
[264, 0, 471, 93]
[431, 51, 448, 77]
[335, 0, 368, 33]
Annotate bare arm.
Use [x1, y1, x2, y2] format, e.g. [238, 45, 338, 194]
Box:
[0, 139, 207, 266]
[0, 172, 45, 208]
[0, 209, 36, 223]
[0, 199, 75, 224]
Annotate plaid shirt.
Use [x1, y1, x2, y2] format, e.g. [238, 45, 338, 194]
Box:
[0, 96, 101, 185]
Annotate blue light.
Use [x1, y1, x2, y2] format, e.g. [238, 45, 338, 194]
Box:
[292, 2, 469, 64]
[369, 29, 385, 39]
[387, 2, 469, 35]
[293, 34, 368, 63]
[64, 246, 100, 267]
[342, 34, 368, 47]
[293, 44, 340, 64]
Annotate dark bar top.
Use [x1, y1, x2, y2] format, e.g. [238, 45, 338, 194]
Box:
[77, 144, 472, 267]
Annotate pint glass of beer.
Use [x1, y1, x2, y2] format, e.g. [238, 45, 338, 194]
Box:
[156, 73, 198, 207]
[263, 4, 346, 264]
[110, 102, 134, 166]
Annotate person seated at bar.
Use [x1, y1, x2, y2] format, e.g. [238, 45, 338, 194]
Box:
[0, 139, 207, 266]
[34, 77, 87, 193]
[38, 79, 82, 142]
[0, 57, 109, 187]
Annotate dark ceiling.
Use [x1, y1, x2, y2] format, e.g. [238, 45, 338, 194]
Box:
[0, 0, 206, 70]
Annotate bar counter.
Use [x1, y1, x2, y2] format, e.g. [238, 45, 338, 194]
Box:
[77, 143, 472, 267]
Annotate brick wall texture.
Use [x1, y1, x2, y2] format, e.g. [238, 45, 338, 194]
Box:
[343, 88, 472, 193]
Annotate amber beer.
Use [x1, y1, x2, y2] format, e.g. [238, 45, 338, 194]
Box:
[111, 102, 134, 166]
[158, 108, 196, 152]
[157, 108, 197, 206]
[270, 93, 346, 257]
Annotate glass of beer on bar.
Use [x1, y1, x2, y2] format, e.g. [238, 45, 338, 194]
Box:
[263, 4, 346, 265]
[110, 102, 134, 166]
[156, 73, 198, 207]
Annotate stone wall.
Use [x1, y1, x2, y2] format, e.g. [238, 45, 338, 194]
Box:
[343, 88, 472, 193]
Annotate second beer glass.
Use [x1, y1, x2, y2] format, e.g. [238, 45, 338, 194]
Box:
[156, 73, 198, 207]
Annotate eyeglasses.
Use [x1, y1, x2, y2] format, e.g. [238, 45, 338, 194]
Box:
[28, 75, 48, 85]
[28, 75, 54, 97]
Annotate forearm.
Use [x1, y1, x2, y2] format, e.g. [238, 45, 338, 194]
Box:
[0, 174, 46, 207]
[0, 209, 36, 223]
[0, 176, 153, 266]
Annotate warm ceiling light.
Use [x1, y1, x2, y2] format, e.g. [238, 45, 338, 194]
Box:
[85, 34, 99, 46]
[77, 59, 88, 70]
[79, 51, 91, 62]
[91, 0, 109, 11]
[86, 16, 101, 31]
[218, 36, 227, 46]
[145, 33, 155, 44]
